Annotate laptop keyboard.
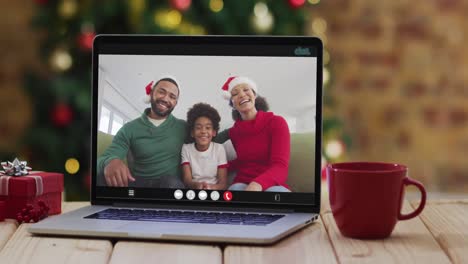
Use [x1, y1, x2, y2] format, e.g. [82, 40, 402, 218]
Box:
[84, 208, 285, 226]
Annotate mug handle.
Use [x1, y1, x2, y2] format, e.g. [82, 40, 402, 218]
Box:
[398, 177, 427, 220]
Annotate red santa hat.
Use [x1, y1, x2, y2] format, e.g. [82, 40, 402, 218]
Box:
[143, 75, 180, 104]
[221, 76, 257, 100]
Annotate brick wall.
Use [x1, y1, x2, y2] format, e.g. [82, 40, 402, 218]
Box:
[309, 0, 468, 192]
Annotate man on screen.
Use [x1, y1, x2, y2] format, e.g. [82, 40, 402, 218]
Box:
[97, 76, 187, 188]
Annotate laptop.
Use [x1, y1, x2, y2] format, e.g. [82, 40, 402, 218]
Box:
[29, 35, 323, 244]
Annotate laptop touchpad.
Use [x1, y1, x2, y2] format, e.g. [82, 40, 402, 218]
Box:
[118, 222, 188, 237]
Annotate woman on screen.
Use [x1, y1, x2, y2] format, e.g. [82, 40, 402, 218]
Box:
[218, 76, 291, 192]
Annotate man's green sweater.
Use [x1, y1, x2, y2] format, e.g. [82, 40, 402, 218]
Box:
[97, 109, 187, 180]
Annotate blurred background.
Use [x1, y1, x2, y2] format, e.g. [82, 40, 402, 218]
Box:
[1, 0, 467, 200]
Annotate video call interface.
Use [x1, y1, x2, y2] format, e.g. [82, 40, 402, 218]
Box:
[94, 42, 320, 205]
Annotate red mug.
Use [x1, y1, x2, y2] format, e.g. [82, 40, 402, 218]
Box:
[326, 162, 426, 239]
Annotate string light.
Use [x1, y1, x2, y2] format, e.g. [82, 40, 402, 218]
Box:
[178, 22, 192, 34]
[154, 9, 182, 30]
[49, 48, 72, 72]
[323, 67, 330, 86]
[209, 0, 223, 12]
[177, 22, 206, 35]
[167, 10, 182, 28]
[254, 2, 269, 17]
[324, 49, 330, 65]
[325, 139, 344, 159]
[58, 0, 78, 19]
[130, 0, 145, 13]
[129, 0, 146, 27]
[312, 17, 327, 34]
[251, 2, 274, 33]
[65, 158, 80, 174]
[190, 25, 206, 35]
[320, 34, 328, 45]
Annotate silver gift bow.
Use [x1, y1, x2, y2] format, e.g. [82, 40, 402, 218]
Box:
[0, 158, 32, 177]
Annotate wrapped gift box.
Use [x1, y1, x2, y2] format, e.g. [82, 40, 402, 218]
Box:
[0, 172, 63, 219]
[0, 201, 5, 221]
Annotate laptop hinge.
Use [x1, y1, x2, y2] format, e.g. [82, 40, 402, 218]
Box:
[112, 203, 295, 214]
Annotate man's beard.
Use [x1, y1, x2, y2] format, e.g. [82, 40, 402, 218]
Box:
[151, 99, 174, 117]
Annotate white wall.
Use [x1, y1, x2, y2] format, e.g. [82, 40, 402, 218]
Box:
[98, 66, 141, 122]
[102, 79, 140, 120]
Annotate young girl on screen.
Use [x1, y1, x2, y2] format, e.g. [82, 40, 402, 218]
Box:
[181, 103, 228, 190]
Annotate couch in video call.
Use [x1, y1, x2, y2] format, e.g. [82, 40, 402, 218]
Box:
[97, 131, 315, 192]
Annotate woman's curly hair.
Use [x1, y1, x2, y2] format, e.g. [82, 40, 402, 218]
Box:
[230, 95, 269, 121]
[186, 103, 221, 141]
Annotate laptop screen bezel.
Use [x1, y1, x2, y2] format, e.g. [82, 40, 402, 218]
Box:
[90, 35, 322, 213]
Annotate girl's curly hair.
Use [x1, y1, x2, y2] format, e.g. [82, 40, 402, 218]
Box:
[186, 103, 221, 141]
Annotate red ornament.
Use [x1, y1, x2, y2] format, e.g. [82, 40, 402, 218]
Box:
[170, 0, 191, 11]
[77, 32, 96, 52]
[51, 103, 73, 127]
[288, 0, 306, 9]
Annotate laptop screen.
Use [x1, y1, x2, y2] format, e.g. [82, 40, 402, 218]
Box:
[92, 36, 322, 211]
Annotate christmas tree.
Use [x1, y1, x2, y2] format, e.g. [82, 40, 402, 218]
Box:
[9, 0, 345, 200]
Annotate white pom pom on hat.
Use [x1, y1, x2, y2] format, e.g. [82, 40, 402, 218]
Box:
[221, 76, 257, 100]
[143, 75, 181, 104]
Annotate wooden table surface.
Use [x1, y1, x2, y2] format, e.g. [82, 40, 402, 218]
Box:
[0, 190, 467, 263]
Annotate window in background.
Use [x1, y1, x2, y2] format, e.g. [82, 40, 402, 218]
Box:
[99, 106, 110, 133]
[99, 104, 129, 135]
[111, 114, 124, 135]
